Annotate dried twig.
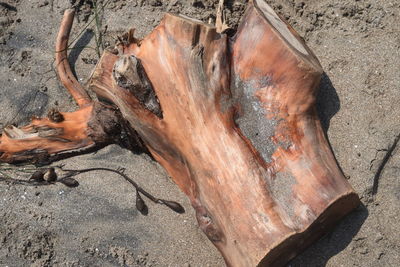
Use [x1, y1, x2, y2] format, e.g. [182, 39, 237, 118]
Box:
[67, 0, 111, 49]
[372, 133, 400, 195]
[216, 0, 229, 33]
[60, 166, 185, 214]
[0, 164, 185, 214]
[93, 0, 105, 58]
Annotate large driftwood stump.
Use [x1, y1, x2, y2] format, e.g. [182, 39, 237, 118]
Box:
[0, 1, 360, 266]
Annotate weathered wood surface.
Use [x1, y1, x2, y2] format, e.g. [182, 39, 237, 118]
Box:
[0, 1, 360, 266]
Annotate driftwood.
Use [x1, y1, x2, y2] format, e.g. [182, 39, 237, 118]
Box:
[0, 1, 360, 266]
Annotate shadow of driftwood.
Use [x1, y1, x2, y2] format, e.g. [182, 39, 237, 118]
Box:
[285, 72, 368, 266]
[68, 29, 94, 78]
[316, 73, 341, 132]
[288, 204, 368, 266]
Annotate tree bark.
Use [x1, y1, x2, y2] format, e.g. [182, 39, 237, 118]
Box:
[0, 1, 360, 266]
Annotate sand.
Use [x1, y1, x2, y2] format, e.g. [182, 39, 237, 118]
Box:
[0, 0, 399, 266]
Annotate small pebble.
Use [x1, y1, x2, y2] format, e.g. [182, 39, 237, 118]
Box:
[149, 0, 162, 7]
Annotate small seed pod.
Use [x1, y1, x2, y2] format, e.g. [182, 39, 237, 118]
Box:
[162, 200, 185, 214]
[29, 170, 45, 182]
[44, 167, 57, 182]
[60, 177, 79, 187]
[136, 192, 148, 215]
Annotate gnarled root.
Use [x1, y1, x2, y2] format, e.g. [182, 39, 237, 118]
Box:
[0, 103, 121, 164]
[0, 9, 123, 164]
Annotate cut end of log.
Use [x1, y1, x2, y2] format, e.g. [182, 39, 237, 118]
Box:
[239, 0, 323, 73]
[258, 192, 360, 266]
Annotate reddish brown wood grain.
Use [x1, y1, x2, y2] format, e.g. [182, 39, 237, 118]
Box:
[55, 9, 92, 107]
[0, 103, 122, 164]
[88, 1, 360, 266]
[0, 105, 94, 163]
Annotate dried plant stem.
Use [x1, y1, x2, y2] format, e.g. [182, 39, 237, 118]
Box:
[93, 0, 104, 58]
[372, 133, 400, 195]
[216, 0, 228, 33]
[60, 167, 185, 213]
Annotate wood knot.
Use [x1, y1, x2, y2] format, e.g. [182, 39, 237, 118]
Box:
[112, 55, 162, 118]
[47, 108, 64, 123]
[195, 206, 225, 243]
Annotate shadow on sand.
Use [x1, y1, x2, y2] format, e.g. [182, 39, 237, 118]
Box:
[289, 204, 368, 266]
[316, 73, 341, 133]
[289, 73, 368, 266]
[68, 29, 95, 78]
